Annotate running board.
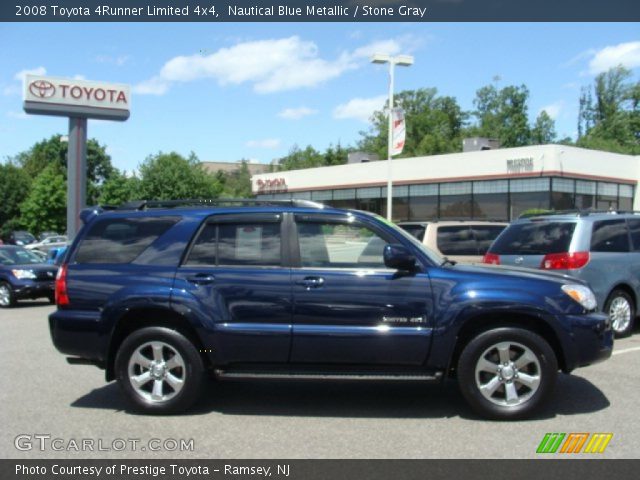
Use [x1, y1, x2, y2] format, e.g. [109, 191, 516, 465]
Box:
[214, 369, 443, 383]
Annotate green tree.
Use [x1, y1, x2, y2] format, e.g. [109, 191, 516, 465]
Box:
[577, 66, 640, 154]
[0, 162, 31, 230]
[219, 161, 253, 198]
[99, 170, 140, 205]
[359, 88, 467, 158]
[19, 164, 67, 235]
[15, 134, 115, 203]
[276, 145, 325, 171]
[531, 110, 557, 144]
[471, 84, 531, 147]
[138, 152, 222, 200]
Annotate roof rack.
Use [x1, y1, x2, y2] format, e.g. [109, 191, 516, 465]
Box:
[116, 198, 325, 211]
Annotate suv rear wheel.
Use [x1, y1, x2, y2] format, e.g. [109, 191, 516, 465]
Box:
[457, 327, 557, 420]
[115, 327, 204, 414]
[605, 289, 635, 338]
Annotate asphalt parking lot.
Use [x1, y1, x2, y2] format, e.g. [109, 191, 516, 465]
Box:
[1, 302, 639, 459]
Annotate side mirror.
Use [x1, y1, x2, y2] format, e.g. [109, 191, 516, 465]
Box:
[383, 244, 417, 271]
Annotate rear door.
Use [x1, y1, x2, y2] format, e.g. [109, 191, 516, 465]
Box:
[290, 213, 433, 366]
[175, 213, 292, 364]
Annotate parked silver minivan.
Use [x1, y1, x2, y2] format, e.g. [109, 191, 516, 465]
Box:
[484, 211, 640, 337]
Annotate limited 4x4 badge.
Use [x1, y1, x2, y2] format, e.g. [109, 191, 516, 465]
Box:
[382, 316, 426, 324]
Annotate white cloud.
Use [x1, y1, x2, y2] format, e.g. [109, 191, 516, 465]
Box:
[588, 41, 640, 74]
[14, 66, 46, 82]
[133, 76, 170, 95]
[95, 54, 131, 66]
[135, 35, 417, 95]
[4, 66, 46, 96]
[539, 102, 563, 120]
[73, 74, 87, 81]
[333, 95, 387, 123]
[246, 138, 281, 149]
[6, 111, 28, 120]
[278, 107, 318, 120]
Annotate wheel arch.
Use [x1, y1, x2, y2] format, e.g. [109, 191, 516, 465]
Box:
[448, 312, 566, 377]
[105, 307, 211, 381]
[605, 283, 637, 312]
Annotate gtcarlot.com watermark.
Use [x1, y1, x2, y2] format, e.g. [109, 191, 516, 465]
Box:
[15, 434, 194, 452]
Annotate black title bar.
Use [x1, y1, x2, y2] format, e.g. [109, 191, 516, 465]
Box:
[2, 0, 640, 22]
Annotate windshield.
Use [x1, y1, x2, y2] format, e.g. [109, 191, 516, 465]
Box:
[0, 248, 44, 266]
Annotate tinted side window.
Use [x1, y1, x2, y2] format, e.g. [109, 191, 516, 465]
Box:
[75, 217, 179, 264]
[437, 226, 477, 255]
[471, 225, 506, 255]
[297, 221, 390, 269]
[186, 222, 281, 266]
[591, 219, 630, 253]
[629, 219, 640, 251]
[489, 222, 576, 255]
[399, 225, 426, 241]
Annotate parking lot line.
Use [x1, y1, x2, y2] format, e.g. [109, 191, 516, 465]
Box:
[612, 346, 640, 356]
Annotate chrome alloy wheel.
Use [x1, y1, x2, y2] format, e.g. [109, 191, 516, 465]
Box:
[474, 341, 541, 407]
[127, 341, 186, 403]
[0, 284, 11, 307]
[609, 296, 632, 334]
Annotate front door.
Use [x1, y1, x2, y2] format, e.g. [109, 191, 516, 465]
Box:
[290, 214, 433, 366]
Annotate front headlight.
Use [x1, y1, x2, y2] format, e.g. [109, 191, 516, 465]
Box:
[11, 269, 37, 280]
[562, 284, 597, 311]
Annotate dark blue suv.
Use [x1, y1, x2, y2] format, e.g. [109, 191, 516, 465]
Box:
[49, 200, 613, 419]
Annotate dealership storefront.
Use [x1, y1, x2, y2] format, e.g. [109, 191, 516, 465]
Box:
[252, 145, 639, 221]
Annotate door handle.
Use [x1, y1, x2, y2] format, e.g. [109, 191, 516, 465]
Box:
[296, 276, 325, 290]
[186, 274, 216, 285]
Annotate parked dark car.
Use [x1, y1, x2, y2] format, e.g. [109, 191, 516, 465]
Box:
[0, 246, 58, 307]
[4, 230, 36, 246]
[484, 211, 640, 337]
[49, 200, 612, 419]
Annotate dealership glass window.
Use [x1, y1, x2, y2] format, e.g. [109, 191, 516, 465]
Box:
[311, 190, 332, 201]
[510, 178, 550, 193]
[575, 181, 596, 210]
[473, 193, 508, 220]
[356, 187, 383, 216]
[509, 192, 550, 219]
[596, 182, 618, 210]
[381, 186, 410, 221]
[551, 178, 575, 211]
[619, 184, 634, 211]
[330, 188, 357, 209]
[291, 191, 312, 200]
[439, 182, 472, 219]
[408, 184, 438, 220]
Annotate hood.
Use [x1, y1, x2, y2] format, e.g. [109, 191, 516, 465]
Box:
[447, 262, 586, 286]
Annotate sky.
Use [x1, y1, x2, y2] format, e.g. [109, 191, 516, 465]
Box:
[0, 22, 639, 173]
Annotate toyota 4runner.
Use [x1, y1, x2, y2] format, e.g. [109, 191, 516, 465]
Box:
[49, 200, 612, 419]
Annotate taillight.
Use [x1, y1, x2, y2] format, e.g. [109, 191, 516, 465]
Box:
[540, 252, 590, 270]
[483, 253, 500, 265]
[55, 264, 69, 306]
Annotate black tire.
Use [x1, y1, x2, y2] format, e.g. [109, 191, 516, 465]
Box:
[0, 282, 16, 308]
[604, 289, 635, 338]
[457, 327, 557, 420]
[115, 327, 205, 414]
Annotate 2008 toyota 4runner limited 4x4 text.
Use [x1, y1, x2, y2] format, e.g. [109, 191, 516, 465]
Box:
[49, 200, 613, 419]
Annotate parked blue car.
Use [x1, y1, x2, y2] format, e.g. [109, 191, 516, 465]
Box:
[0, 246, 57, 307]
[49, 200, 612, 419]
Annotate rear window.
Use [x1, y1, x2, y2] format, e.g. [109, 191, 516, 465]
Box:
[437, 226, 477, 256]
[75, 217, 179, 264]
[399, 224, 426, 241]
[489, 222, 576, 255]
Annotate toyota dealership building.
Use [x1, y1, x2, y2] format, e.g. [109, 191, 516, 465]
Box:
[252, 144, 639, 222]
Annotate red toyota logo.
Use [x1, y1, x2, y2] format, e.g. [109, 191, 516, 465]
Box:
[29, 80, 56, 98]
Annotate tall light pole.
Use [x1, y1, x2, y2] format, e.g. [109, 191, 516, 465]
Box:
[371, 53, 413, 221]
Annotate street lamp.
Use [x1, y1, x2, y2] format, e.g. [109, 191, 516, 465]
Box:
[371, 53, 414, 221]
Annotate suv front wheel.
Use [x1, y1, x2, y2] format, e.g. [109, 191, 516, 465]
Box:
[115, 327, 204, 414]
[605, 289, 635, 338]
[457, 327, 557, 420]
